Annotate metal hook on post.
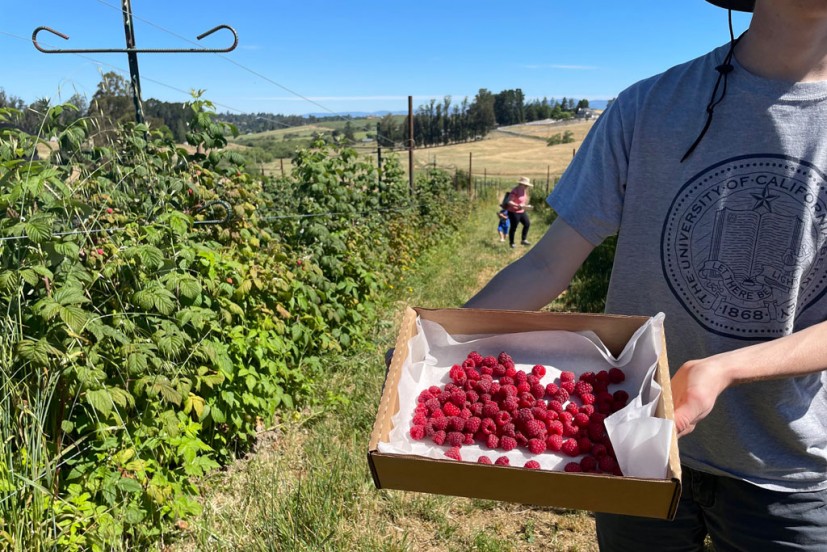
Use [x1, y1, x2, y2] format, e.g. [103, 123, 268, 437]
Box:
[31, 24, 238, 54]
[32, 1, 237, 125]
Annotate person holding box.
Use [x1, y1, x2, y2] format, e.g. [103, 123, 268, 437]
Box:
[465, 1, 827, 549]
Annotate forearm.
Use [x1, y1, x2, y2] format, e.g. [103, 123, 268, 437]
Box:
[714, 321, 827, 385]
[673, 321, 827, 436]
[464, 218, 596, 311]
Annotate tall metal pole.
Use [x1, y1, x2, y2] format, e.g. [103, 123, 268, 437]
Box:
[122, 0, 145, 124]
[408, 95, 414, 194]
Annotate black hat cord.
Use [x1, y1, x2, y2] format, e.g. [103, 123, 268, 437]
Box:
[681, 10, 743, 162]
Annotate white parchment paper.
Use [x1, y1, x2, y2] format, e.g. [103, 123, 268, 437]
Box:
[377, 313, 674, 479]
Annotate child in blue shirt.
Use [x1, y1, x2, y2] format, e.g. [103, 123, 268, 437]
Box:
[497, 208, 510, 242]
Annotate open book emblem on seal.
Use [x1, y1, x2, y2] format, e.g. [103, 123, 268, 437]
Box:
[661, 155, 827, 339]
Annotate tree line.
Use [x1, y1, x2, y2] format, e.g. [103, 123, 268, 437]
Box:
[1, 75, 590, 150]
[376, 89, 590, 150]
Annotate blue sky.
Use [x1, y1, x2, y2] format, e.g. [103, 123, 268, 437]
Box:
[0, 1, 751, 116]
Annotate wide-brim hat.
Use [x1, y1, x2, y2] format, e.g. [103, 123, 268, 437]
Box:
[517, 176, 533, 187]
[705, 0, 754, 12]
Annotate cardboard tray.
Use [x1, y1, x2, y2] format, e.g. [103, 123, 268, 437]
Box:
[368, 307, 682, 520]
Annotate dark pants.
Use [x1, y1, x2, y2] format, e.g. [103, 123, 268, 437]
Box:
[507, 211, 530, 245]
[595, 465, 827, 551]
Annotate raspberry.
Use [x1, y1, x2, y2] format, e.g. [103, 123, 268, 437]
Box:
[579, 371, 596, 384]
[608, 367, 626, 384]
[504, 365, 517, 378]
[499, 376, 514, 386]
[561, 380, 576, 394]
[558, 411, 574, 424]
[475, 379, 492, 394]
[518, 392, 535, 408]
[514, 371, 528, 385]
[574, 412, 590, 428]
[493, 363, 507, 377]
[580, 455, 598, 472]
[580, 392, 596, 405]
[465, 416, 482, 434]
[445, 447, 462, 461]
[587, 422, 605, 441]
[516, 382, 531, 394]
[527, 438, 546, 454]
[546, 433, 563, 451]
[574, 381, 593, 396]
[431, 408, 445, 419]
[598, 455, 618, 473]
[547, 420, 564, 436]
[531, 364, 546, 378]
[515, 433, 529, 447]
[432, 417, 449, 431]
[530, 382, 546, 399]
[515, 408, 534, 424]
[560, 371, 575, 383]
[470, 402, 484, 417]
[438, 390, 452, 404]
[425, 398, 441, 413]
[485, 433, 499, 449]
[481, 355, 497, 368]
[449, 389, 466, 406]
[580, 404, 595, 416]
[465, 367, 481, 381]
[497, 351, 512, 365]
[502, 397, 520, 412]
[480, 418, 497, 436]
[445, 416, 462, 432]
[443, 402, 461, 417]
[449, 364, 466, 385]
[432, 430, 446, 445]
[500, 384, 518, 398]
[409, 425, 426, 440]
[478, 455, 493, 464]
[553, 389, 570, 403]
[463, 432, 475, 445]
[577, 437, 593, 455]
[495, 411, 512, 426]
[561, 438, 580, 457]
[564, 462, 582, 472]
[495, 456, 510, 466]
[489, 382, 501, 396]
[545, 383, 559, 396]
[591, 443, 608, 458]
[482, 401, 500, 418]
[479, 364, 494, 376]
[500, 422, 516, 438]
[526, 374, 540, 386]
[613, 389, 630, 404]
[447, 431, 464, 447]
[500, 436, 517, 451]
[467, 351, 483, 367]
[565, 402, 579, 415]
[524, 419, 545, 438]
[531, 406, 548, 421]
[412, 413, 427, 426]
[547, 399, 564, 413]
[563, 423, 580, 437]
[460, 407, 472, 419]
[596, 370, 611, 384]
[417, 389, 433, 403]
[524, 460, 541, 469]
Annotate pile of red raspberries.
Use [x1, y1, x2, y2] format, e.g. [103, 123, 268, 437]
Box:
[409, 351, 628, 475]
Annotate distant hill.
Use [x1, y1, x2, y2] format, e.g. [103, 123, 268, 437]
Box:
[304, 110, 406, 119]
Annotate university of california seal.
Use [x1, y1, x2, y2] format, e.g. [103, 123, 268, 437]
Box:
[661, 155, 827, 339]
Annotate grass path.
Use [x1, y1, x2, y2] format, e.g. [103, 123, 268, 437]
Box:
[169, 199, 600, 552]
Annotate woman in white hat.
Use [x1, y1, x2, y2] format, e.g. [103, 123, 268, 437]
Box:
[505, 176, 533, 248]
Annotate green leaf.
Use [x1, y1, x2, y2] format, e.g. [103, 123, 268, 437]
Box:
[86, 389, 114, 416]
[24, 216, 52, 243]
[210, 404, 225, 423]
[116, 477, 143, 494]
[59, 305, 89, 334]
[53, 286, 89, 306]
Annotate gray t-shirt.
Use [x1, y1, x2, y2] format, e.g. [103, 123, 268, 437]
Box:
[549, 44, 827, 492]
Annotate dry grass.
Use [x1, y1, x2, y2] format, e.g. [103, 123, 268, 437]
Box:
[410, 119, 597, 182]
